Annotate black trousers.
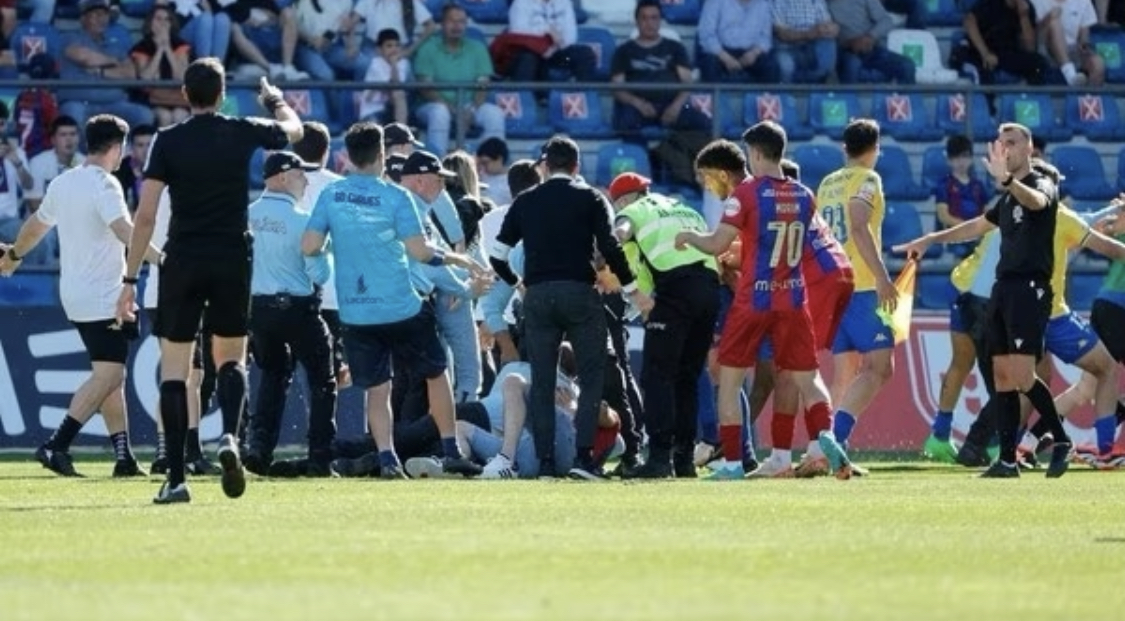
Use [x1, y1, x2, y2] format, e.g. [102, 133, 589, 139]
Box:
[247, 295, 337, 463]
[641, 268, 720, 453]
[602, 293, 644, 457]
[321, 309, 346, 377]
[523, 281, 607, 464]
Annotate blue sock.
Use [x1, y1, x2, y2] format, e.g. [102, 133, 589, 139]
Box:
[378, 450, 399, 468]
[442, 437, 463, 460]
[696, 371, 719, 445]
[833, 410, 856, 444]
[931, 410, 953, 441]
[1095, 414, 1117, 454]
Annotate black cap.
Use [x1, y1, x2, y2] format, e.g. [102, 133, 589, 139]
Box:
[263, 151, 317, 179]
[384, 123, 424, 148]
[402, 151, 456, 177]
[80, 0, 110, 13]
[26, 54, 57, 80]
[385, 153, 408, 182]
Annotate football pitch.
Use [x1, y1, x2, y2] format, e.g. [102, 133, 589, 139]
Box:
[1, 458, 1123, 621]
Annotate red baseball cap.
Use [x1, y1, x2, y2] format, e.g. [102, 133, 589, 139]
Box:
[608, 172, 651, 201]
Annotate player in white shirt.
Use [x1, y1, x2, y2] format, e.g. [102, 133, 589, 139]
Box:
[0, 115, 162, 478]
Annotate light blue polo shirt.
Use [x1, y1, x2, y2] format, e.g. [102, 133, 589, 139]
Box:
[250, 190, 329, 296]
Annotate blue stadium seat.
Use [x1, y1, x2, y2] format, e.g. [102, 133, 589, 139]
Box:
[118, 0, 154, 18]
[808, 92, 861, 139]
[333, 89, 358, 127]
[660, 0, 701, 24]
[249, 148, 266, 190]
[1068, 199, 1109, 213]
[919, 0, 964, 26]
[577, 26, 616, 80]
[1053, 145, 1115, 201]
[791, 144, 843, 192]
[595, 142, 652, 187]
[423, 0, 444, 17]
[883, 202, 935, 258]
[283, 89, 337, 133]
[1066, 274, 1103, 311]
[920, 145, 950, 191]
[465, 26, 487, 46]
[1065, 93, 1125, 141]
[222, 89, 260, 117]
[1089, 27, 1125, 83]
[739, 92, 812, 140]
[1118, 147, 1125, 193]
[997, 93, 1073, 142]
[460, 0, 508, 24]
[872, 92, 942, 141]
[490, 90, 549, 138]
[876, 145, 929, 201]
[936, 92, 993, 140]
[548, 90, 613, 138]
[685, 92, 723, 135]
[53, 0, 81, 20]
[9, 21, 61, 70]
[918, 274, 956, 310]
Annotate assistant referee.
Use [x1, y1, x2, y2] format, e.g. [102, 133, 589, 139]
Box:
[118, 58, 305, 504]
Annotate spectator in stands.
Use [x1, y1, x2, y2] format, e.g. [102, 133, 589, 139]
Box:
[772, 0, 838, 83]
[1032, 0, 1103, 86]
[0, 0, 16, 79]
[354, 0, 436, 59]
[132, 5, 192, 127]
[933, 134, 991, 258]
[26, 0, 53, 24]
[956, 0, 1066, 85]
[60, 0, 156, 131]
[228, 0, 310, 80]
[113, 124, 155, 211]
[357, 28, 410, 125]
[295, 0, 368, 80]
[413, 4, 506, 156]
[880, 0, 924, 29]
[163, 0, 232, 62]
[504, 0, 597, 84]
[0, 101, 36, 264]
[697, 0, 782, 83]
[26, 116, 84, 215]
[828, 0, 915, 84]
[476, 137, 512, 207]
[611, 0, 710, 141]
[1096, 0, 1125, 26]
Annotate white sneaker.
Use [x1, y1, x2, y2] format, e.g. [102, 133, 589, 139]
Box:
[481, 454, 516, 479]
[746, 455, 794, 479]
[405, 456, 446, 479]
[693, 442, 722, 468]
[267, 63, 287, 80]
[282, 64, 310, 81]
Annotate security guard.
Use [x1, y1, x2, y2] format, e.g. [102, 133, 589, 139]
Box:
[610, 173, 720, 478]
[244, 152, 337, 477]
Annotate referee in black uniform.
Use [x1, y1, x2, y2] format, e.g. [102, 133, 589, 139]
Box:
[117, 59, 304, 504]
[489, 136, 653, 479]
[897, 123, 1072, 479]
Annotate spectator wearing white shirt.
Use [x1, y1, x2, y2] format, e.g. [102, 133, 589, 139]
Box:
[505, 0, 596, 83]
[357, 29, 410, 125]
[0, 101, 36, 264]
[1033, 0, 1104, 86]
[294, 0, 369, 80]
[354, 0, 436, 58]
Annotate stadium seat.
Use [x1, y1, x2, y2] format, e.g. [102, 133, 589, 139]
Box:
[739, 92, 812, 140]
[684, 92, 724, 135]
[1064, 93, 1125, 142]
[249, 148, 266, 190]
[283, 89, 338, 133]
[577, 26, 616, 80]
[548, 90, 613, 138]
[872, 92, 943, 141]
[917, 0, 965, 27]
[1065, 274, 1102, 311]
[423, 0, 444, 17]
[808, 92, 861, 139]
[997, 93, 1073, 142]
[460, 0, 508, 24]
[1068, 199, 1109, 213]
[595, 142, 652, 187]
[491, 90, 551, 139]
[917, 274, 956, 310]
[920, 145, 949, 191]
[791, 144, 843, 192]
[117, 0, 153, 18]
[886, 29, 958, 84]
[1089, 27, 1125, 83]
[882, 202, 936, 258]
[223, 89, 260, 117]
[659, 0, 701, 24]
[53, 0, 81, 20]
[936, 92, 993, 140]
[465, 26, 487, 46]
[876, 145, 930, 201]
[1053, 145, 1116, 201]
[1118, 147, 1125, 193]
[10, 21, 61, 70]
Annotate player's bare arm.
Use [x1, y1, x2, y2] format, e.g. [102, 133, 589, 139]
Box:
[108, 218, 163, 266]
[893, 215, 996, 259]
[1083, 228, 1125, 262]
[117, 178, 164, 324]
[847, 198, 897, 312]
[0, 216, 51, 276]
[674, 223, 738, 256]
[258, 77, 304, 144]
[403, 234, 489, 278]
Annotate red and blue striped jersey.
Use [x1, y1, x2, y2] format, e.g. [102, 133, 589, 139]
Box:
[802, 211, 852, 282]
[720, 176, 817, 311]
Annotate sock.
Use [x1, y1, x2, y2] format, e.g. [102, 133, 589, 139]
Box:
[769, 448, 792, 466]
[154, 432, 167, 460]
[378, 450, 399, 468]
[719, 424, 743, 462]
[833, 410, 857, 444]
[804, 402, 832, 439]
[997, 391, 1020, 464]
[1029, 417, 1051, 441]
[217, 362, 248, 437]
[109, 431, 134, 462]
[185, 428, 202, 462]
[1116, 401, 1125, 425]
[160, 381, 189, 487]
[1095, 414, 1117, 454]
[441, 437, 463, 460]
[45, 415, 83, 452]
[771, 413, 796, 451]
[1021, 379, 1070, 445]
[931, 410, 954, 441]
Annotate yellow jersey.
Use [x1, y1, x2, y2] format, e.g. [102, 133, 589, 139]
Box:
[816, 165, 885, 292]
[1049, 206, 1091, 318]
[950, 230, 999, 295]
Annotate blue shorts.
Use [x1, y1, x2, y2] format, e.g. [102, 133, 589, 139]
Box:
[831, 290, 896, 354]
[341, 300, 447, 389]
[1045, 312, 1099, 365]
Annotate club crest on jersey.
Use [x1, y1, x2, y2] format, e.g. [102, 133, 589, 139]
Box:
[723, 197, 741, 217]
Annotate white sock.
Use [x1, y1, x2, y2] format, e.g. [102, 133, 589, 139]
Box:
[1061, 62, 1077, 81]
[770, 449, 792, 466]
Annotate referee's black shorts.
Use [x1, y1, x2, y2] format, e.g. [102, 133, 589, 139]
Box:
[155, 251, 252, 343]
[985, 279, 1051, 358]
[146, 307, 211, 370]
[1090, 299, 1125, 363]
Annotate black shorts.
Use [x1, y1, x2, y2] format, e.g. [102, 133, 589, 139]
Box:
[73, 319, 134, 364]
[155, 252, 251, 342]
[146, 307, 213, 370]
[985, 279, 1051, 358]
[341, 301, 447, 389]
[1090, 299, 1125, 363]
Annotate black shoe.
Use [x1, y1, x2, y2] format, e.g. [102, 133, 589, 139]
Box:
[742, 456, 760, 475]
[672, 456, 697, 479]
[35, 445, 83, 478]
[268, 458, 308, 478]
[539, 457, 558, 479]
[442, 455, 482, 478]
[187, 457, 221, 476]
[216, 434, 246, 499]
[380, 463, 408, 479]
[305, 460, 336, 478]
[1035, 433, 1056, 456]
[113, 459, 147, 477]
[1045, 442, 1072, 479]
[956, 442, 992, 468]
[979, 461, 1020, 478]
[331, 452, 379, 478]
[608, 453, 641, 478]
[623, 459, 673, 479]
[150, 456, 168, 475]
[152, 480, 191, 505]
[567, 460, 607, 481]
[242, 453, 270, 477]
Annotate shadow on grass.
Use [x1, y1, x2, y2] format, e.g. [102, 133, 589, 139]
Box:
[1093, 537, 1125, 544]
[0, 503, 141, 513]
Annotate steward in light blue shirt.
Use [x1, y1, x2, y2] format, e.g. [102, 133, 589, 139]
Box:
[250, 156, 330, 296]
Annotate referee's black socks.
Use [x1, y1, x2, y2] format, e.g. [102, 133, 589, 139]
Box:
[1021, 379, 1071, 445]
[996, 391, 1021, 464]
[217, 362, 248, 438]
[160, 381, 189, 487]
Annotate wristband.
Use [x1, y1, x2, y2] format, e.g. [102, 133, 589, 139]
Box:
[122, 276, 139, 285]
[1001, 173, 1014, 187]
[426, 249, 446, 267]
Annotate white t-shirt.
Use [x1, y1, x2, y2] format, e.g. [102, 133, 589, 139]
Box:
[0, 148, 31, 219]
[302, 167, 344, 310]
[25, 150, 86, 200]
[296, 0, 354, 41]
[355, 0, 432, 43]
[35, 165, 130, 322]
[480, 171, 511, 207]
[143, 189, 172, 310]
[358, 56, 411, 120]
[478, 202, 510, 255]
[1031, 0, 1096, 46]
